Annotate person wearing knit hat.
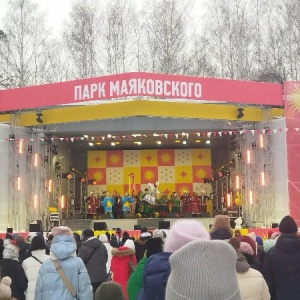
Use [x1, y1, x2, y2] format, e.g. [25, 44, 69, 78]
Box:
[0, 244, 28, 300]
[164, 219, 210, 252]
[152, 229, 164, 240]
[228, 240, 270, 300]
[127, 238, 163, 300]
[236, 235, 257, 256]
[111, 234, 137, 299]
[0, 276, 12, 299]
[22, 236, 49, 300]
[239, 240, 260, 270]
[99, 234, 112, 276]
[262, 215, 300, 299]
[15, 235, 30, 264]
[95, 281, 125, 300]
[165, 240, 241, 300]
[34, 226, 93, 300]
[78, 228, 108, 296]
[210, 215, 233, 240]
[137, 220, 210, 300]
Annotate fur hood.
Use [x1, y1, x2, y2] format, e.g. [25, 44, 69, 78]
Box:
[112, 246, 135, 257]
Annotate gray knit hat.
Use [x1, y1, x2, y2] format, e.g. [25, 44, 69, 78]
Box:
[95, 281, 125, 300]
[165, 240, 240, 300]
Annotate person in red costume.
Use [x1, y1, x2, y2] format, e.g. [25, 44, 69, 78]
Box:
[87, 192, 97, 217]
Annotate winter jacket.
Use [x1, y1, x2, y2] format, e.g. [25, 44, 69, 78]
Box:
[0, 258, 28, 300]
[34, 235, 93, 300]
[237, 268, 270, 300]
[262, 233, 300, 300]
[236, 251, 250, 273]
[102, 241, 113, 274]
[22, 249, 49, 300]
[111, 246, 136, 300]
[127, 256, 147, 300]
[134, 232, 151, 263]
[16, 241, 30, 263]
[137, 252, 172, 300]
[242, 252, 260, 270]
[78, 236, 108, 283]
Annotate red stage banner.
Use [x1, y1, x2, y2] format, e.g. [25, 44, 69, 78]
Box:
[0, 72, 283, 112]
[284, 82, 300, 225]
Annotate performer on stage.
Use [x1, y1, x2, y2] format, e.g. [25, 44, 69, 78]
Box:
[189, 192, 200, 214]
[170, 191, 181, 214]
[121, 193, 133, 217]
[87, 192, 97, 218]
[101, 192, 114, 216]
[158, 193, 169, 217]
[199, 190, 209, 212]
[180, 191, 190, 214]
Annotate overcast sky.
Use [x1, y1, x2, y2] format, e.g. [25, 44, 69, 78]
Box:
[0, 0, 206, 35]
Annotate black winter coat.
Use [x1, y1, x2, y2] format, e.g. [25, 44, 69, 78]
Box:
[16, 241, 30, 263]
[78, 237, 108, 283]
[0, 258, 28, 300]
[262, 233, 300, 300]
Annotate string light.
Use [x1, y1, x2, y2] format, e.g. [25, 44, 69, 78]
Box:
[19, 140, 23, 154]
[259, 134, 264, 148]
[61, 195, 65, 209]
[236, 175, 240, 189]
[17, 177, 21, 191]
[249, 191, 253, 205]
[227, 193, 231, 207]
[48, 179, 52, 192]
[261, 171, 265, 186]
[34, 154, 38, 167]
[247, 150, 251, 164]
[34, 195, 38, 208]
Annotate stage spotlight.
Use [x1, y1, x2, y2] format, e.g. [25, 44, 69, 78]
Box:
[252, 142, 257, 149]
[36, 113, 43, 124]
[28, 145, 32, 153]
[237, 107, 244, 119]
[55, 161, 61, 169]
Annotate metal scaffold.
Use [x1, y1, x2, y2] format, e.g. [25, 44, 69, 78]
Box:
[66, 173, 75, 219]
[237, 115, 275, 227]
[8, 113, 19, 229]
[80, 177, 88, 217]
[52, 161, 62, 208]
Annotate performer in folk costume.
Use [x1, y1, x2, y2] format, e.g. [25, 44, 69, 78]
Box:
[113, 193, 123, 219]
[141, 182, 159, 217]
[170, 191, 181, 214]
[101, 192, 115, 215]
[199, 190, 209, 212]
[180, 191, 190, 214]
[158, 193, 169, 217]
[121, 193, 133, 217]
[87, 192, 97, 217]
[135, 191, 143, 216]
[189, 192, 200, 214]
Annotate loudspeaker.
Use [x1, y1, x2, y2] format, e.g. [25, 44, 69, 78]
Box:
[230, 219, 236, 229]
[272, 223, 279, 228]
[94, 222, 107, 231]
[6, 228, 13, 233]
[201, 212, 210, 218]
[29, 224, 41, 232]
[134, 225, 141, 231]
[158, 221, 170, 230]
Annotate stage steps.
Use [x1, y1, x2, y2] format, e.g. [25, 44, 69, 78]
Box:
[61, 219, 92, 231]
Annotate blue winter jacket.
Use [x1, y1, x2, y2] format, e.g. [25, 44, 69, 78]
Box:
[137, 252, 171, 300]
[34, 235, 93, 300]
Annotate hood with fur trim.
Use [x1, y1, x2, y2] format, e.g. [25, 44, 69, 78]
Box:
[112, 246, 135, 257]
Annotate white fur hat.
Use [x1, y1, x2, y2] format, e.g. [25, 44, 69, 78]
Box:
[124, 239, 135, 250]
[0, 276, 12, 298]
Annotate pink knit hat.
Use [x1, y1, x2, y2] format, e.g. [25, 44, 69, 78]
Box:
[0, 276, 12, 298]
[164, 220, 210, 252]
[240, 242, 254, 255]
[51, 226, 72, 237]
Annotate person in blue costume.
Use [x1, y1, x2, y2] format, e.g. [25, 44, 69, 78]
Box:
[121, 193, 133, 217]
[101, 192, 115, 215]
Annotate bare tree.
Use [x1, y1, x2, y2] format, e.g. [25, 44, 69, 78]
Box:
[103, 0, 138, 74]
[0, 0, 52, 87]
[143, 0, 194, 74]
[63, 0, 103, 78]
[203, 0, 257, 80]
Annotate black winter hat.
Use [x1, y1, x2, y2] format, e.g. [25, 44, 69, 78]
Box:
[82, 229, 94, 239]
[31, 236, 46, 251]
[279, 215, 298, 234]
[146, 237, 163, 258]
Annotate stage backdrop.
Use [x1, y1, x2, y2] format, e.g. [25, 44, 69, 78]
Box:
[87, 149, 212, 197]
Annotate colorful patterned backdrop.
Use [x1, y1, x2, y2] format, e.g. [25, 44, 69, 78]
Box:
[87, 149, 212, 197]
